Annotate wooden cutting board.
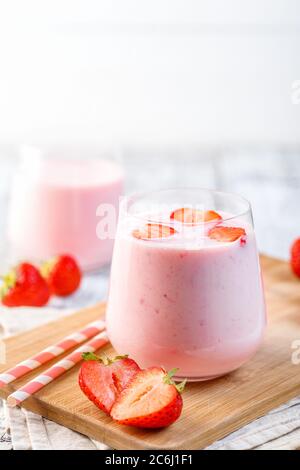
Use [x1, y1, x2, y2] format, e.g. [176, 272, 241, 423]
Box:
[0, 255, 300, 450]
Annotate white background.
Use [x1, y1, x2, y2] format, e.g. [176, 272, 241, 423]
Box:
[0, 0, 299, 148]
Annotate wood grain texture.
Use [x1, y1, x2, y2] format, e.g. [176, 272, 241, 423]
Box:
[0, 255, 300, 450]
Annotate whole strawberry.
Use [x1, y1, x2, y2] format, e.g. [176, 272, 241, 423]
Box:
[291, 238, 300, 278]
[41, 255, 82, 297]
[1, 263, 51, 307]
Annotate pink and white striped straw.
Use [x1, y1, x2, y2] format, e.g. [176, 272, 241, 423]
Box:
[7, 330, 109, 407]
[0, 319, 106, 388]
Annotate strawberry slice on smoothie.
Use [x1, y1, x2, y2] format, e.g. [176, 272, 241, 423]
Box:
[208, 226, 246, 243]
[170, 207, 222, 225]
[133, 223, 177, 240]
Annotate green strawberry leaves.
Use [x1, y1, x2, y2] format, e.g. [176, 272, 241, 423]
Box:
[82, 352, 129, 366]
[163, 368, 187, 394]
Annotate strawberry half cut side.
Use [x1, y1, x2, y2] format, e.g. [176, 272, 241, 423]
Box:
[208, 226, 246, 243]
[170, 207, 222, 225]
[110, 367, 186, 429]
[78, 353, 141, 415]
[132, 223, 177, 240]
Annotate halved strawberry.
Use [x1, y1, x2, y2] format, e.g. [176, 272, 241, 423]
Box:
[170, 207, 222, 225]
[208, 226, 246, 243]
[132, 223, 177, 240]
[78, 353, 140, 415]
[111, 367, 186, 429]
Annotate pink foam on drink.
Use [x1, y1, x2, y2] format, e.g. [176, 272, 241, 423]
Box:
[107, 212, 266, 380]
[8, 158, 124, 271]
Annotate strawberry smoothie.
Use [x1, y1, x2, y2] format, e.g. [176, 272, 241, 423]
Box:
[106, 191, 266, 381]
[8, 155, 123, 271]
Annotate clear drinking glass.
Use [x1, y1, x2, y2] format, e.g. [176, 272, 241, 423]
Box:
[7, 145, 124, 271]
[106, 188, 266, 381]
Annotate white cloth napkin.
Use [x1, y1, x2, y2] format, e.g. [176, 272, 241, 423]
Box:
[1, 304, 300, 450]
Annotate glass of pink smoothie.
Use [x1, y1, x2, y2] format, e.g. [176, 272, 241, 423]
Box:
[106, 188, 266, 381]
[7, 145, 124, 271]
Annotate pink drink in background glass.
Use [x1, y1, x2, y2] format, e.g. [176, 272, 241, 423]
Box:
[106, 189, 266, 381]
[8, 147, 124, 271]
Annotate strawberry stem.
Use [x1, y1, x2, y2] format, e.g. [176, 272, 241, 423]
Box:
[164, 368, 178, 382]
[101, 353, 114, 366]
[101, 353, 129, 366]
[81, 352, 129, 365]
[40, 258, 57, 279]
[114, 354, 129, 361]
[82, 352, 101, 362]
[0, 271, 17, 299]
[175, 379, 187, 394]
[163, 368, 187, 394]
